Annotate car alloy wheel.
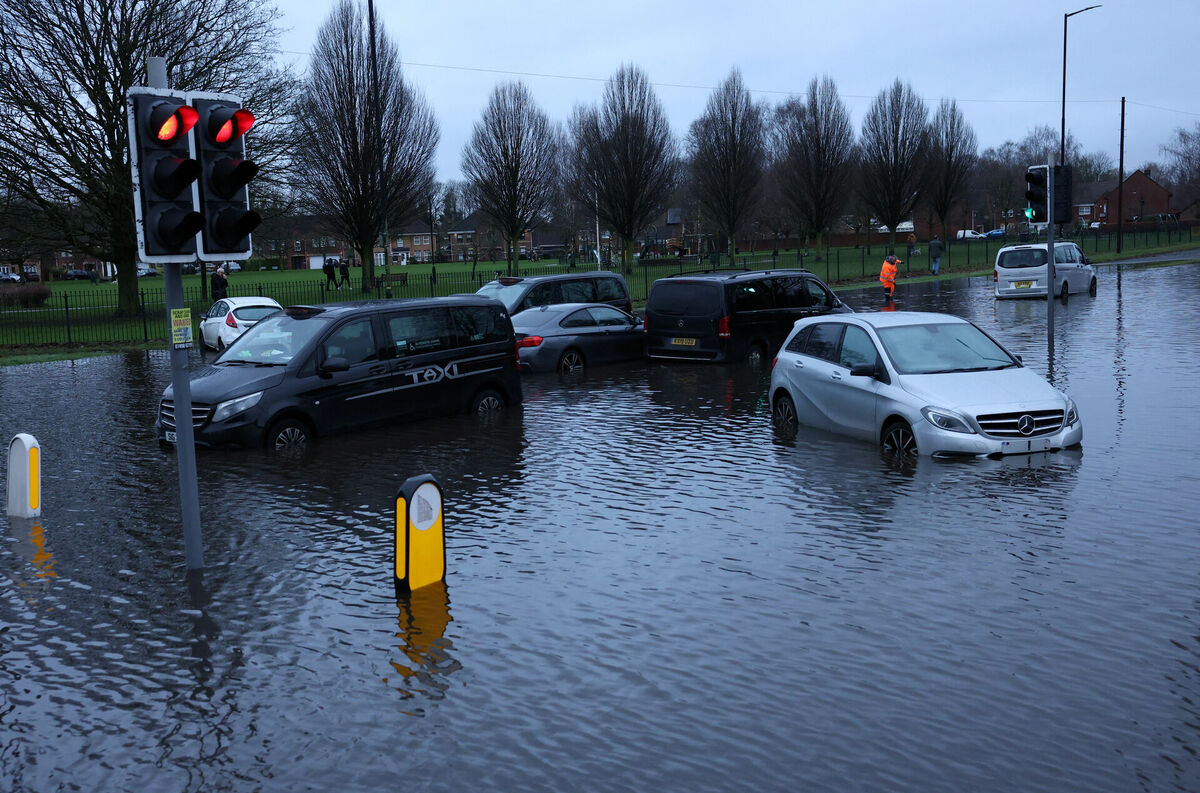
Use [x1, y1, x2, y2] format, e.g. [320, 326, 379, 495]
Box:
[557, 349, 584, 374]
[1089, 277, 1097, 297]
[1060, 283, 1068, 303]
[881, 420, 918, 457]
[267, 419, 310, 452]
[471, 389, 505, 418]
[773, 393, 798, 436]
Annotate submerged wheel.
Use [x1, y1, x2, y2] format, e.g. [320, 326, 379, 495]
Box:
[881, 420, 918, 457]
[266, 418, 311, 452]
[217, 337, 226, 352]
[746, 343, 767, 368]
[470, 389, 505, 418]
[1088, 277, 1097, 297]
[1060, 282, 1069, 303]
[557, 349, 585, 374]
[773, 393, 798, 434]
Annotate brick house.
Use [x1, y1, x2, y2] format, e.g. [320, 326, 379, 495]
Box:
[444, 212, 533, 262]
[1090, 169, 1173, 224]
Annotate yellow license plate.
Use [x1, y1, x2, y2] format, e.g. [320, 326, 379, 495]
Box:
[671, 337, 696, 346]
[1014, 280, 1033, 288]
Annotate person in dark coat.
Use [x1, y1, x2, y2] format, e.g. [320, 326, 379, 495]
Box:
[337, 259, 350, 289]
[211, 266, 228, 300]
[323, 259, 336, 288]
[928, 235, 944, 275]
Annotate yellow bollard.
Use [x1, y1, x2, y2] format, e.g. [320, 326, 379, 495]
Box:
[7, 433, 41, 518]
[394, 474, 445, 595]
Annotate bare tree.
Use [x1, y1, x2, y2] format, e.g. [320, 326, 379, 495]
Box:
[859, 79, 929, 249]
[417, 180, 444, 262]
[1161, 122, 1200, 208]
[0, 0, 297, 314]
[774, 75, 855, 257]
[293, 0, 438, 290]
[568, 64, 678, 271]
[1073, 150, 1116, 183]
[687, 69, 768, 262]
[926, 99, 977, 239]
[462, 81, 560, 276]
[1018, 124, 1080, 167]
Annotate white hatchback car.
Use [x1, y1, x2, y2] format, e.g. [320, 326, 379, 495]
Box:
[770, 311, 1082, 458]
[200, 296, 283, 351]
[993, 242, 1096, 300]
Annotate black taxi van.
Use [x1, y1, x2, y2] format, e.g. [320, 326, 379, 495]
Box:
[157, 296, 522, 451]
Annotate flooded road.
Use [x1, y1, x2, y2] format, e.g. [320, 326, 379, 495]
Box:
[3, 262, 1200, 792]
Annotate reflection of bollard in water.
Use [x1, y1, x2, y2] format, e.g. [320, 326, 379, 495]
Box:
[7, 433, 41, 518]
[394, 474, 445, 596]
[9, 517, 56, 580]
[390, 580, 457, 693]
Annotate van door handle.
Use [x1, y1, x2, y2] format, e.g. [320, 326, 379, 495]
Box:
[369, 365, 386, 375]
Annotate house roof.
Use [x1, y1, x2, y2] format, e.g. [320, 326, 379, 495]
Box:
[1073, 179, 1117, 206]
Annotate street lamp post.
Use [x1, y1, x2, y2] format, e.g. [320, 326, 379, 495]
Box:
[1061, 5, 1101, 165]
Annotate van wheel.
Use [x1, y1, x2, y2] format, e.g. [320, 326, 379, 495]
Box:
[746, 342, 767, 368]
[557, 349, 585, 374]
[1060, 282, 1069, 303]
[470, 389, 505, 418]
[266, 418, 312, 451]
[1088, 277, 1097, 297]
[881, 420, 918, 457]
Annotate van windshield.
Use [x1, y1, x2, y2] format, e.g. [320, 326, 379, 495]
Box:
[647, 282, 722, 315]
[996, 249, 1047, 269]
[217, 314, 329, 365]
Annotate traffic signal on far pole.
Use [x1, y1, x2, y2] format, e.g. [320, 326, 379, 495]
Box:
[1053, 164, 1074, 224]
[189, 92, 261, 260]
[1024, 165, 1049, 224]
[128, 88, 205, 262]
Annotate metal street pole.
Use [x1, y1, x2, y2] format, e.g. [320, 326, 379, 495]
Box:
[1061, 5, 1101, 165]
[1046, 164, 1057, 371]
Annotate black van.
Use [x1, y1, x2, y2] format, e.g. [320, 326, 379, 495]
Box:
[476, 271, 632, 316]
[156, 296, 522, 450]
[644, 269, 851, 365]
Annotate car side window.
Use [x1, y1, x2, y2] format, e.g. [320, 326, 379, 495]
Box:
[588, 306, 630, 326]
[452, 306, 509, 345]
[521, 282, 561, 311]
[733, 281, 772, 312]
[803, 279, 832, 307]
[560, 309, 598, 329]
[560, 279, 596, 303]
[386, 309, 455, 356]
[785, 326, 813, 353]
[1054, 245, 1069, 263]
[803, 323, 843, 362]
[838, 326, 878, 370]
[210, 302, 228, 318]
[595, 278, 626, 302]
[322, 318, 378, 365]
[772, 277, 808, 308]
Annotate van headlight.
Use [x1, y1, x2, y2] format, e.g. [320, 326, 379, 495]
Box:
[921, 406, 975, 434]
[212, 390, 263, 423]
[1064, 397, 1078, 426]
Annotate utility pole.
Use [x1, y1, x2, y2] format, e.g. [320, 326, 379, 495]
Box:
[1117, 97, 1125, 254]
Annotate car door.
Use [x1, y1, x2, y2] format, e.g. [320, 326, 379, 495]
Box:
[201, 301, 227, 348]
[303, 315, 394, 432]
[556, 307, 605, 362]
[819, 325, 884, 441]
[587, 305, 644, 364]
[778, 322, 843, 432]
[1069, 244, 1089, 292]
[381, 307, 459, 420]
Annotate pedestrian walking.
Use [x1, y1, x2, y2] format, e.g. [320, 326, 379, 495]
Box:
[323, 259, 336, 289]
[906, 231, 917, 260]
[337, 259, 350, 290]
[211, 266, 228, 300]
[928, 235, 944, 276]
[880, 253, 899, 298]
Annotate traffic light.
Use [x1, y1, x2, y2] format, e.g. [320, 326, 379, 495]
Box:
[1053, 164, 1073, 224]
[189, 92, 261, 260]
[1024, 165, 1049, 224]
[128, 88, 205, 262]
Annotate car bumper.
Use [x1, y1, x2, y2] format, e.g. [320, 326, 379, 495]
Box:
[156, 411, 266, 449]
[914, 418, 1083, 457]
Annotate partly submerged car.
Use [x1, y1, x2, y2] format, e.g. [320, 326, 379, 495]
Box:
[770, 311, 1082, 458]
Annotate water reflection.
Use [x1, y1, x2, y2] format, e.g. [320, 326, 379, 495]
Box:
[389, 581, 460, 707]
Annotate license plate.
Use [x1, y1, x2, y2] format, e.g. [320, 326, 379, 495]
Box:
[165, 431, 177, 443]
[670, 337, 696, 346]
[1014, 280, 1033, 288]
[1001, 436, 1052, 454]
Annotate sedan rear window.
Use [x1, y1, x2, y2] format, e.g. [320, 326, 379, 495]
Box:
[647, 282, 722, 315]
[996, 249, 1047, 269]
[233, 306, 280, 322]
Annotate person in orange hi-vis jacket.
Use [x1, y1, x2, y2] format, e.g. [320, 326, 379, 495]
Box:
[880, 254, 900, 297]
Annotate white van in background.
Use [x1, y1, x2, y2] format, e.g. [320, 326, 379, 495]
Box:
[993, 242, 1097, 300]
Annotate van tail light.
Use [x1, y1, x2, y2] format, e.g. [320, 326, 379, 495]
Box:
[516, 335, 543, 348]
[717, 315, 731, 338]
[225, 312, 237, 328]
[993, 269, 998, 283]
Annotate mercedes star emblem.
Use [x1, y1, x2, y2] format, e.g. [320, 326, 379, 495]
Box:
[1017, 414, 1036, 436]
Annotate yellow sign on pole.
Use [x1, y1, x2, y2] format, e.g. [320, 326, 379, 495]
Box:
[170, 307, 193, 349]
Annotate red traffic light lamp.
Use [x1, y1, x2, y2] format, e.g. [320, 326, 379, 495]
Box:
[128, 88, 204, 262]
[189, 93, 261, 260]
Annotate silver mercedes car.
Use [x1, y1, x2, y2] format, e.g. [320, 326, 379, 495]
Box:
[769, 311, 1083, 458]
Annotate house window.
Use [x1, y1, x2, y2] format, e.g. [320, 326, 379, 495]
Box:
[294, 240, 301, 251]
[423, 235, 430, 245]
[456, 234, 463, 242]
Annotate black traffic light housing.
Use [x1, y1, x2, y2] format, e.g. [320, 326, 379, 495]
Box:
[189, 92, 261, 260]
[1053, 164, 1074, 224]
[1024, 165, 1049, 224]
[128, 88, 205, 262]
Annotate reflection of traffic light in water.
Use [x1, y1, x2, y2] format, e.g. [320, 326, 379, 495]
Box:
[389, 581, 460, 701]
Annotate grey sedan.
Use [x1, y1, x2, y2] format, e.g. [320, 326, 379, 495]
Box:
[513, 303, 645, 374]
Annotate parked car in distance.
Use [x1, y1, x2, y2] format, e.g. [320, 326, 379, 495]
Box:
[513, 302, 644, 374]
[770, 311, 1082, 458]
[200, 296, 283, 351]
[476, 271, 632, 317]
[993, 242, 1096, 300]
[0, 271, 20, 283]
[1088, 221, 1102, 229]
[156, 296, 522, 451]
[63, 268, 93, 280]
[985, 228, 1005, 238]
[137, 265, 158, 277]
[224, 261, 242, 272]
[878, 220, 915, 233]
[644, 268, 851, 366]
[956, 230, 986, 240]
[23, 268, 40, 281]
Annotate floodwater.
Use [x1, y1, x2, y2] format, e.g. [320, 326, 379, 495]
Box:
[2, 260, 1200, 792]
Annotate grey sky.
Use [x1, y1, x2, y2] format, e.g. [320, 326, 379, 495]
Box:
[274, 0, 1198, 185]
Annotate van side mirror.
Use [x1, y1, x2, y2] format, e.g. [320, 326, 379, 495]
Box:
[320, 356, 349, 375]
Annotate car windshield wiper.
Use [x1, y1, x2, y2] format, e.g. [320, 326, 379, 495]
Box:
[252, 361, 286, 367]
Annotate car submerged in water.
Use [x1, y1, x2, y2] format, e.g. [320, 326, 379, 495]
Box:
[769, 311, 1082, 458]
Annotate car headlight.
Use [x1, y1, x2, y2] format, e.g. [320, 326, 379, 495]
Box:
[921, 406, 975, 434]
[211, 390, 263, 423]
[1064, 397, 1078, 426]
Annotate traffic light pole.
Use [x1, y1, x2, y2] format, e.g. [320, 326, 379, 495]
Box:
[148, 56, 205, 570]
[1046, 164, 1056, 369]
